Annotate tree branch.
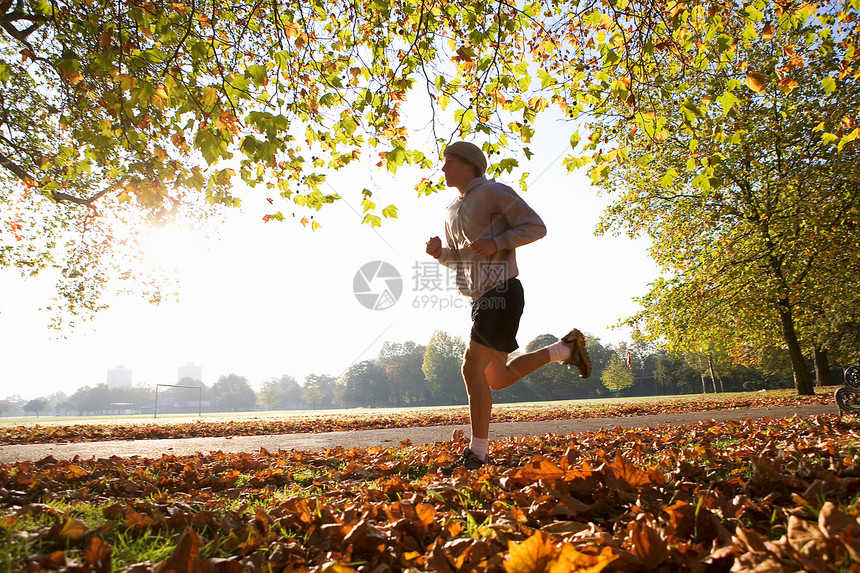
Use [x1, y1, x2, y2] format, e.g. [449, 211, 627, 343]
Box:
[0, 148, 30, 181]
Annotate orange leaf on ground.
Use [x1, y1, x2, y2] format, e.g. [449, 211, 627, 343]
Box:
[625, 519, 670, 570]
[155, 528, 201, 573]
[514, 456, 564, 482]
[505, 530, 558, 573]
[606, 454, 657, 490]
[83, 534, 111, 569]
[549, 544, 617, 573]
[58, 518, 90, 542]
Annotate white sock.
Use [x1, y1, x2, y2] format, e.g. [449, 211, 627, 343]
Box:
[469, 437, 489, 460]
[546, 340, 571, 362]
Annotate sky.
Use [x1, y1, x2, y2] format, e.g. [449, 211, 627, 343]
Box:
[0, 118, 660, 400]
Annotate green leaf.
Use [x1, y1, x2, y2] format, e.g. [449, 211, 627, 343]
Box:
[680, 100, 702, 124]
[603, 47, 620, 66]
[497, 158, 518, 173]
[838, 129, 858, 152]
[716, 91, 741, 114]
[715, 34, 733, 53]
[659, 168, 679, 189]
[245, 64, 268, 86]
[195, 130, 229, 165]
[382, 204, 398, 219]
[538, 70, 556, 88]
[385, 147, 407, 173]
[362, 213, 382, 227]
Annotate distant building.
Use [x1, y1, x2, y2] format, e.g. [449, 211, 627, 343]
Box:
[107, 365, 132, 389]
[178, 362, 203, 384]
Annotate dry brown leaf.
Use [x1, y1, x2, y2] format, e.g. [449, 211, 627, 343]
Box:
[154, 528, 201, 573]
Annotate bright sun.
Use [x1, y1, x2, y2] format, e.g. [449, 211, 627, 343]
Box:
[139, 223, 205, 275]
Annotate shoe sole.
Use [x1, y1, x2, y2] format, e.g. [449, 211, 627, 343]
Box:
[561, 328, 591, 378]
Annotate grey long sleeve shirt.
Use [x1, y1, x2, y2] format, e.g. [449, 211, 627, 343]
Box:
[437, 175, 547, 299]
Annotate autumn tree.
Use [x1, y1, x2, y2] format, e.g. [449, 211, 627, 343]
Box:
[23, 398, 47, 417]
[258, 375, 303, 410]
[300, 387, 322, 409]
[211, 374, 256, 411]
[3, 0, 857, 336]
[422, 330, 466, 405]
[378, 341, 427, 405]
[585, 1, 859, 395]
[0, 0, 529, 324]
[68, 383, 112, 414]
[303, 374, 336, 409]
[336, 361, 391, 407]
[601, 353, 634, 394]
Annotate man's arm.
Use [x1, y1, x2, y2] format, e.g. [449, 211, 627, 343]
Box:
[492, 187, 547, 250]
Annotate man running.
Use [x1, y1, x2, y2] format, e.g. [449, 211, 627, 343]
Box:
[425, 141, 591, 474]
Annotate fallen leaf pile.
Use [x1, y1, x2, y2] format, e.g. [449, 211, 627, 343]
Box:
[0, 391, 834, 445]
[2, 413, 859, 572]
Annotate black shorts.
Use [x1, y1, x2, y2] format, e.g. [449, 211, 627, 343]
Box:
[470, 278, 524, 353]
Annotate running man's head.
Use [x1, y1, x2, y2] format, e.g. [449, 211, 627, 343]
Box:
[442, 141, 487, 191]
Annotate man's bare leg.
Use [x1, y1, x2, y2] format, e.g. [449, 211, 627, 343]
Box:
[462, 340, 555, 439]
[484, 347, 554, 392]
[461, 340, 499, 441]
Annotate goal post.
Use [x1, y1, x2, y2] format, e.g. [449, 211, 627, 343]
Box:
[154, 384, 202, 418]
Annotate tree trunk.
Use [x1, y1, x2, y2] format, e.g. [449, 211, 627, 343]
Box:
[777, 300, 815, 395]
[700, 373, 708, 393]
[813, 344, 831, 387]
[707, 354, 721, 393]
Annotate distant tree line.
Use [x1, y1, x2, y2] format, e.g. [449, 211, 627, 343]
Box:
[1, 331, 849, 416]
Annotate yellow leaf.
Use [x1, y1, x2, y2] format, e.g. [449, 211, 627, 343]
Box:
[527, 96, 549, 112]
[549, 544, 617, 573]
[65, 464, 89, 479]
[744, 73, 767, 94]
[505, 530, 557, 573]
[118, 74, 135, 92]
[202, 86, 218, 108]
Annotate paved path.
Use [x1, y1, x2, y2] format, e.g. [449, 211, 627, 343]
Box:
[0, 404, 837, 463]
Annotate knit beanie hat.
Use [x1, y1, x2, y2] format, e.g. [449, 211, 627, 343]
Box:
[443, 141, 487, 176]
